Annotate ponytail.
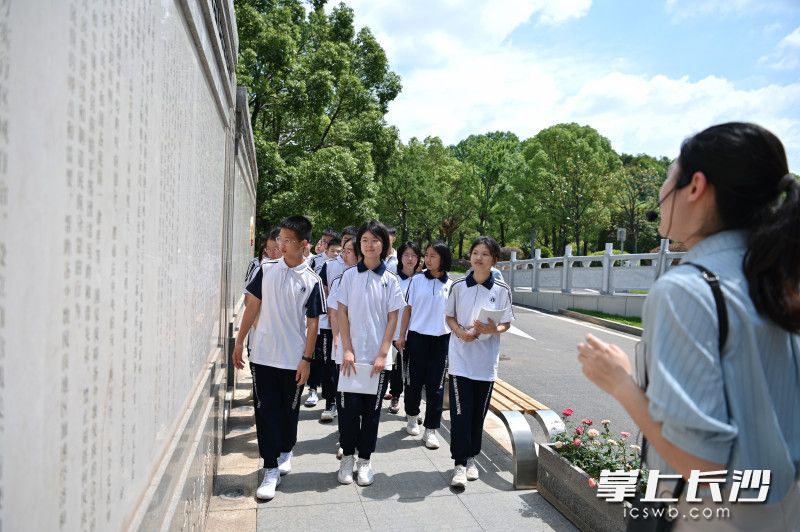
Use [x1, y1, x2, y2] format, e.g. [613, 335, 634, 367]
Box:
[744, 174, 800, 332]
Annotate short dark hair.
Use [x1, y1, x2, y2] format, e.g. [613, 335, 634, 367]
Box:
[326, 237, 342, 248]
[469, 236, 501, 262]
[341, 225, 358, 239]
[426, 241, 452, 272]
[321, 227, 340, 240]
[355, 220, 391, 261]
[280, 215, 312, 242]
[386, 226, 397, 236]
[397, 241, 422, 271]
[268, 227, 280, 241]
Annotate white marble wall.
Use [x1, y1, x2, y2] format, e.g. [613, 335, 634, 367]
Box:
[0, 0, 255, 530]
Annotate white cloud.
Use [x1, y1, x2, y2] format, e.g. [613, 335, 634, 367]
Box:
[759, 26, 800, 70]
[337, 0, 800, 170]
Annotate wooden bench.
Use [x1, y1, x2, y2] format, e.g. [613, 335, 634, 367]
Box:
[490, 378, 565, 489]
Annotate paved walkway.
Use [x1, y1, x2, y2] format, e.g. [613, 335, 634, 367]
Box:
[207, 364, 576, 531]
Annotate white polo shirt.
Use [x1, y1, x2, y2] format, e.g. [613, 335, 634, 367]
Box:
[394, 270, 414, 340]
[245, 257, 326, 369]
[384, 251, 398, 274]
[309, 252, 327, 274]
[337, 261, 405, 369]
[405, 270, 453, 337]
[445, 272, 514, 381]
[327, 272, 345, 364]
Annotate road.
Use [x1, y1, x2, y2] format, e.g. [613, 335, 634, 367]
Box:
[497, 305, 640, 439]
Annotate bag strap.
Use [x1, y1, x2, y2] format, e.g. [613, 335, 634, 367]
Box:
[640, 262, 730, 507]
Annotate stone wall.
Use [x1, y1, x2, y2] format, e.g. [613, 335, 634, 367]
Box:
[0, 0, 256, 530]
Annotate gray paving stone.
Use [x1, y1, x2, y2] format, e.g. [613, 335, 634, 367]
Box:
[355, 457, 456, 501]
[458, 490, 578, 531]
[257, 501, 369, 532]
[361, 496, 482, 531]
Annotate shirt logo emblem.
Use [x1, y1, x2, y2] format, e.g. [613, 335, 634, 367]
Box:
[300, 286, 307, 293]
[489, 296, 495, 303]
[382, 281, 388, 287]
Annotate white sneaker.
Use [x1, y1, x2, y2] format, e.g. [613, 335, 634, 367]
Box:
[277, 451, 292, 475]
[320, 403, 336, 422]
[356, 458, 374, 486]
[338, 455, 355, 484]
[336, 445, 344, 460]
[256, 467, 281, 500]
[304, 389, 318, 407]
[451, 465, 467, 487]
[423, 429, 440, 449]
[466, 457, 479, 480]
[406, 415, 420, 436]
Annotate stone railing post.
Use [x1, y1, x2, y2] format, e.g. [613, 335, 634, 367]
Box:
[601, 242, 613, 295]
[532, 248, 541, 292]
[509, 251, 517, 290]
[655, 238, 669, 279]
[561, 245, 572, 293]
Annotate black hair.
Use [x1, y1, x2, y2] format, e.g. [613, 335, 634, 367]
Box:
[343, 236, 361, 259]
[326, 237, 342, 248]
[279, 215, 313, 242]
[386, 226, 397, 236]
[469, 236, 501, 262]
[397, 241, 422, 271]
[321, 227, 340, 240]
[677, 122, 799, 332]
[268, 227, 281, 241]
[426, 240, 452, 272]
[341, 225, 358, 238]
[355, 220, 391, 261]
[258, 240, 269, 260]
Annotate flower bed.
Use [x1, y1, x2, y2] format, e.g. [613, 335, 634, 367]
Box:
[536, 408, 641, 532]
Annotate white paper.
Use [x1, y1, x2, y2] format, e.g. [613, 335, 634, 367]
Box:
[475, 307, 509, 340]
[337, 363, 380, 395]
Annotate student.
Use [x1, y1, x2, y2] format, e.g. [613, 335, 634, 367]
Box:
[245, 241, 269, 285]
[384, 226, 399, 272]
[309, 228, 339, 273]
[387, 241, 422, 414]
[244, 229, 281, 356]
[324, 238, 360, 455]
[308, 237, 342, 417]
[265, 228, 282, 260]
[397, 241, 453, 449]
[232, 215, 326, 501]
[445, 236, 513, 488]
[336, 220, 405, 486]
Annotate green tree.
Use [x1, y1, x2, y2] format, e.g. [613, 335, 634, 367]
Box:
[235, 0, 401, 234]
[521, 123, 621, 254]
[610, 154, 669, 252]
[452, 132, 521, 236]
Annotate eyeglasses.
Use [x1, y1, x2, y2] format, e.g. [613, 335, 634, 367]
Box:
[277, 237, 299, 246]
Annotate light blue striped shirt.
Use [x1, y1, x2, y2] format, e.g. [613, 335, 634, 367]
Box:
[636, 230, 800, 503]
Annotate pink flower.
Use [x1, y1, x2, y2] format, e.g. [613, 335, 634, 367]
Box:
[575, 427, 584, 435]
[573, 438, 582, 447]
[562, 408, 574, 417]
[582, 419, 593, 426]
[588, 478, 597, 489]
[620, 431, 631, 439]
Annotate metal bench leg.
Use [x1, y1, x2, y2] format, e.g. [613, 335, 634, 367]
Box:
[495, 410, 537, 489]
[533, 409, 566, 441]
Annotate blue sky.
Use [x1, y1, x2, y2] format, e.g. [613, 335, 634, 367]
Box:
[337, 0, 800, 169]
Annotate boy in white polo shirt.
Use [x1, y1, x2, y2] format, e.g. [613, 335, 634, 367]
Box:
[336, 220, 405, 486]
[232, 215, 326, 501]
[445, 236, 514, 488]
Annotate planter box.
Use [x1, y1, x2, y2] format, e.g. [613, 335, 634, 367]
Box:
[537, 444, 626, 532]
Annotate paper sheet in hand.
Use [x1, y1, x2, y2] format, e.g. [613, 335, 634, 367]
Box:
[476, 307, 508, 340]
[337, 363, 380, 395]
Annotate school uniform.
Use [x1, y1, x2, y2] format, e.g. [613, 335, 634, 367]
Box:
[445, 272, 513, 466]
[402, 271, 453, 429]
[384, 251, 398, 274]
[388, 270, 414, 399]
[244, 257, 326, 468]
[336, 261, 405, 459]
[311, 258, 344, 410]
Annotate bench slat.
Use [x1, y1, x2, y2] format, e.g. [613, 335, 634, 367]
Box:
[493, 378, 548, 413]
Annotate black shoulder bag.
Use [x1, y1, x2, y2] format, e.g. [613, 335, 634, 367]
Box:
[627, 263, 729, 532]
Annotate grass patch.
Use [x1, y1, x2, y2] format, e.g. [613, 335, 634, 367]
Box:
[567, 308, 642, 328]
